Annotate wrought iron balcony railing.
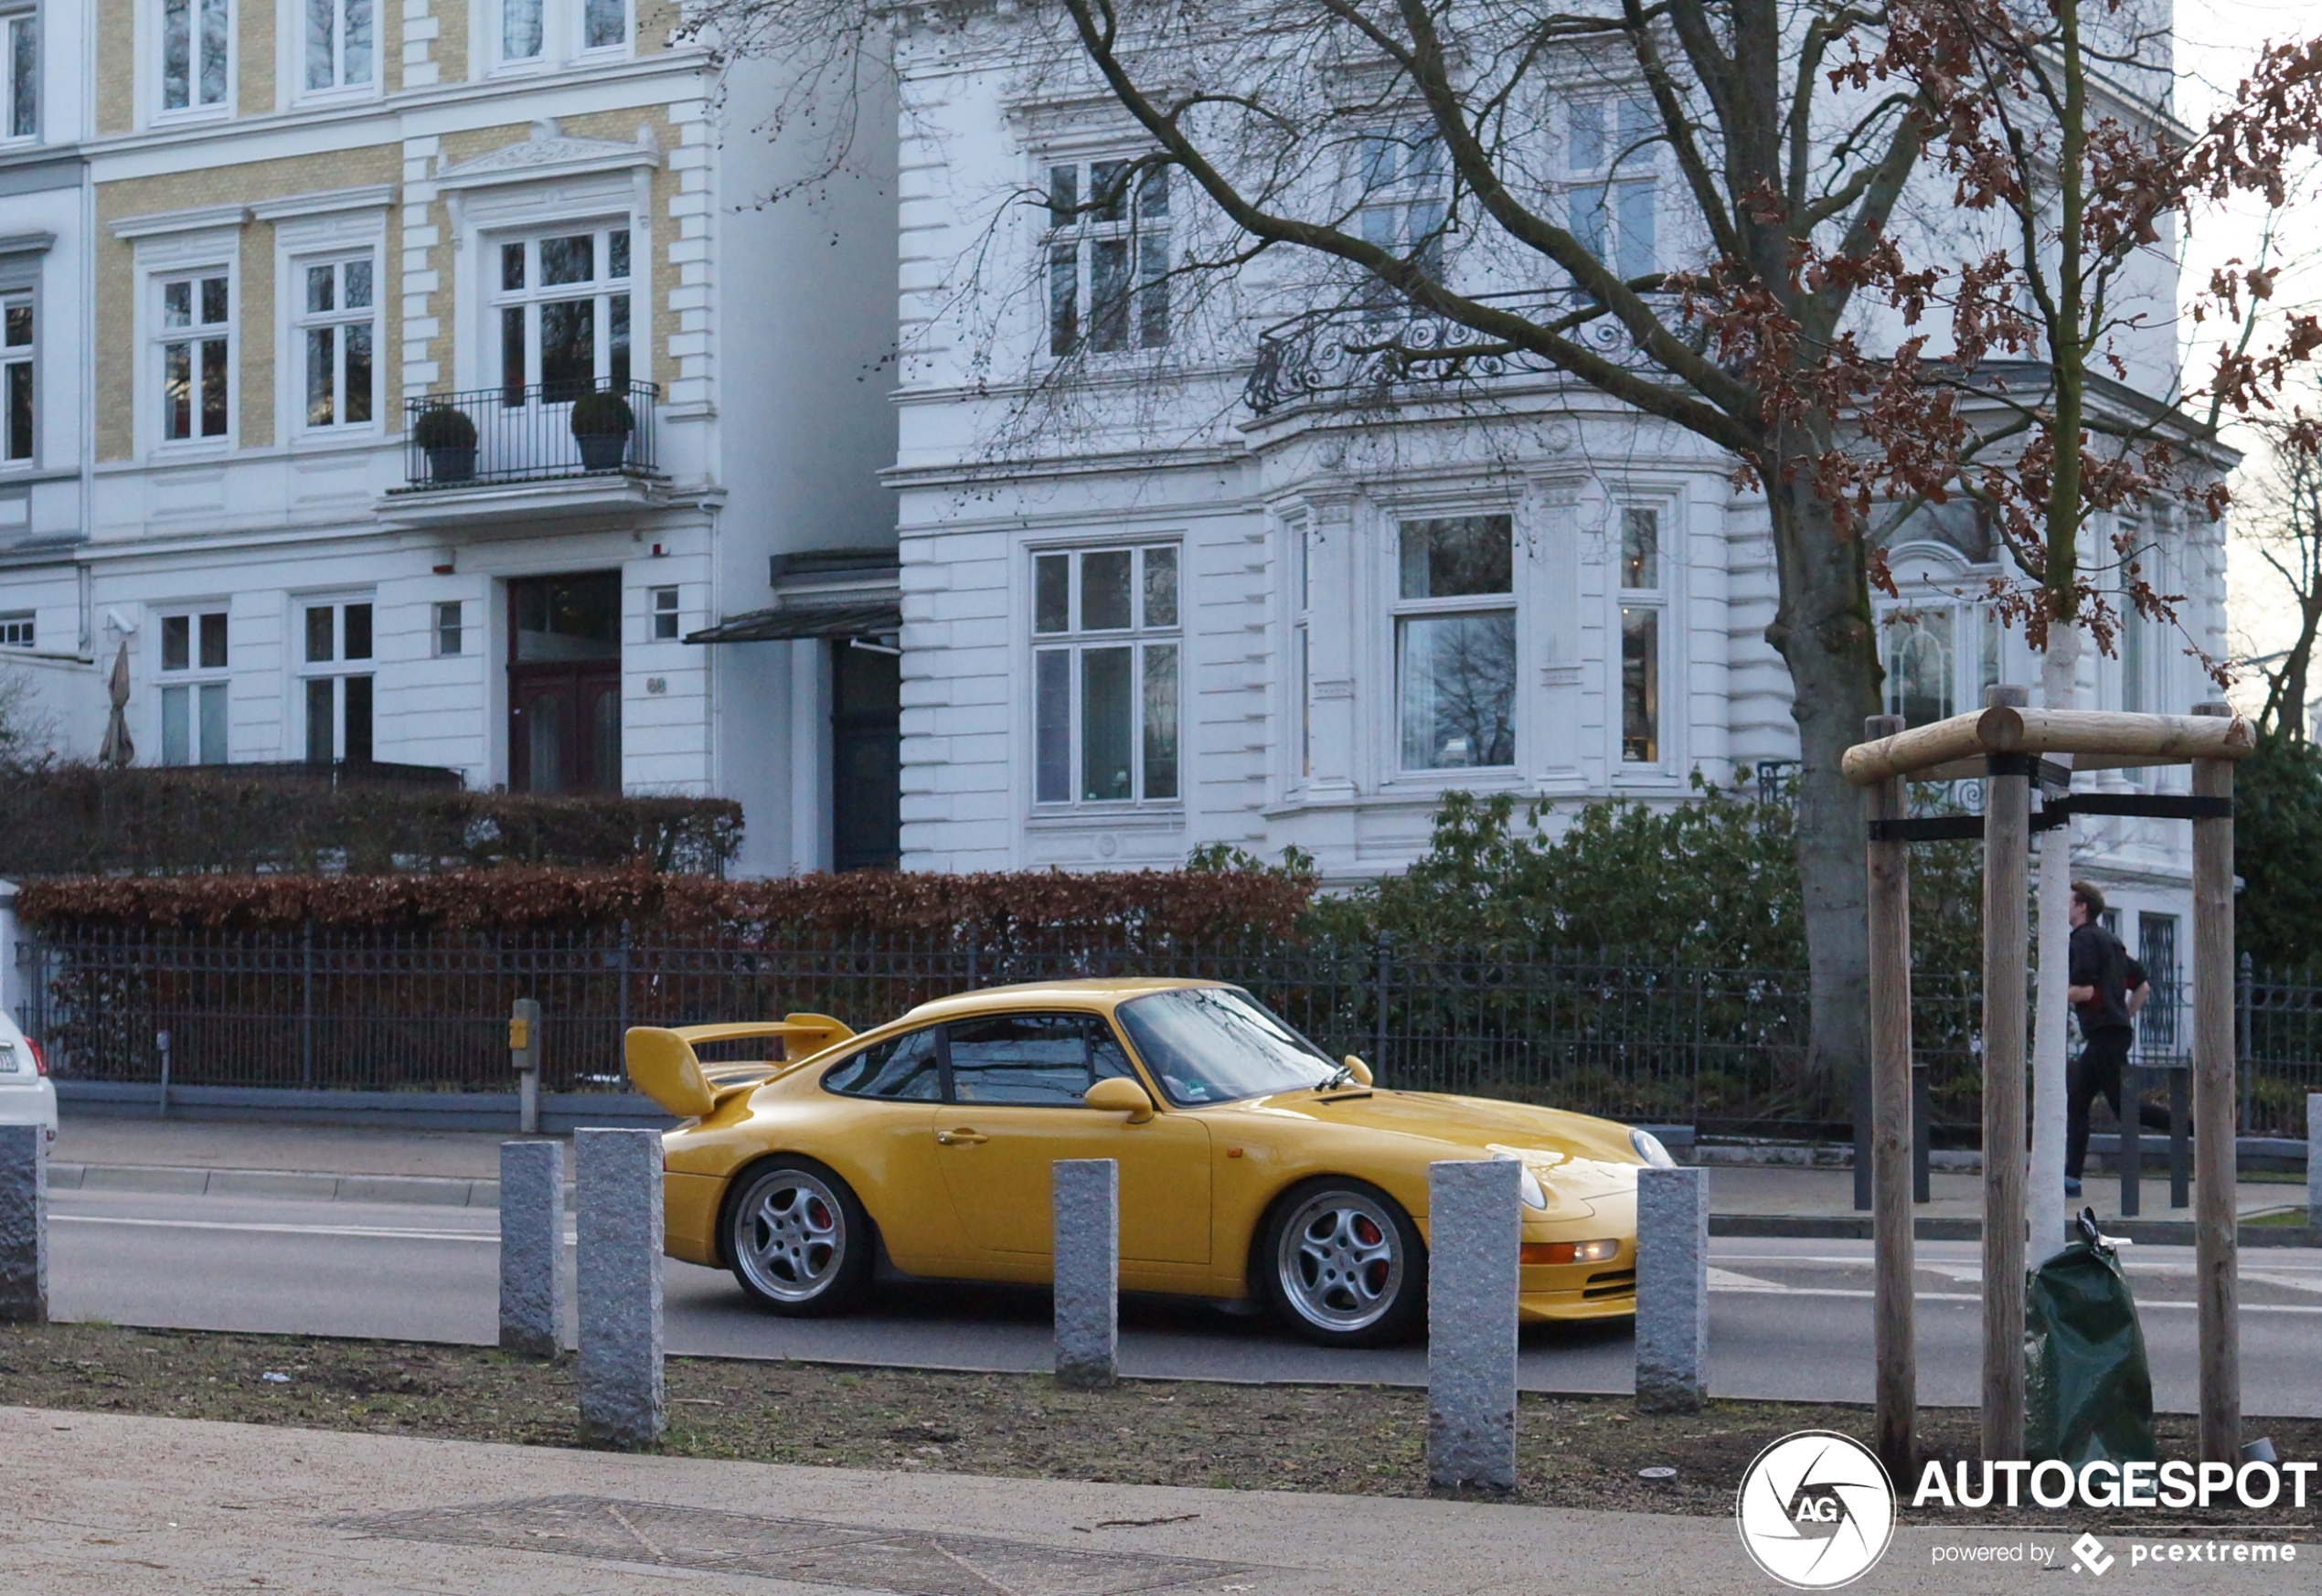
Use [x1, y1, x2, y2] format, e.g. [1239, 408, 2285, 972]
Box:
[400, 378, 660, 490]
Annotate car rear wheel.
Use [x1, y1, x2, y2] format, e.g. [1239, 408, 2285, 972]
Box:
[1260, 1178, 1426, 1346]
[725, 1158, 872, 1316]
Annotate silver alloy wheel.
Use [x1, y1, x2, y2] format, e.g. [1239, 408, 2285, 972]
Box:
[733, 1167, 847, 1304]
[1275, 1188, 1403, 1334]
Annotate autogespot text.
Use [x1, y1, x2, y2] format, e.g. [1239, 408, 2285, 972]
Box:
[1912, 1459, 2317, 1511]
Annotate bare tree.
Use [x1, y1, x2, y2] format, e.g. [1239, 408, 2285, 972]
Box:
[2242, 414, 2322, 736]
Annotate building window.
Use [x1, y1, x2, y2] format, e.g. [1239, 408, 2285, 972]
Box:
[158, 271, 229, 442]
[297, 256, 374, 430]
[650, 586, 678, 640]
[1569, 99, 1656, 282]
[1396, 515, 1515, 771]
[1881, 608, 1954, 729]
[5, 10, 36, 140]
[161, 0, 229, 112]
[301, 598, 374, 763]
[1045, 160, 1169, 356]
[433, 601, 463, 656]
[304, 0, 373, 90]
[500, 0, 541, 59]
[496, 225, 631, 403]
[1618, 505, 1664, 763]
[1355, 130, 1446, 314]
[582, 0, 626, 49]
[159, 609, 229, 766]
[1, 290, 30, 461]
[1291, 525, 1311, 782]
[0, 611, 29, 647]
[1032, 544, 1179, 804]
[2136, 912, 2179, 1056]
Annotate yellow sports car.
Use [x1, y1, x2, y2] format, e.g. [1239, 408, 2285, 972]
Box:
[626, 978, 1669, 1346]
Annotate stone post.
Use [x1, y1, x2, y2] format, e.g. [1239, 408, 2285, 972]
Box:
[1634, 1165, 1710, 1413]
[0, 1123, 46, 1324]
[2308, 1094, 2321, 1231]
[499, 1139, 564, 1359]
[576, 1127, 663, 1450]
[1051, 1158, 1118, 1389]
[1427, 1158, 1519, 1491]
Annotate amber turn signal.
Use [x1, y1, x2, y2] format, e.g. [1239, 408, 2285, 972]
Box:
[1520, 1239, 1621, 1266]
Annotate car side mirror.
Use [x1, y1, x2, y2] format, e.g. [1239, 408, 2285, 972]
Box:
[1085, 1075, 1155, 1123]
[1341, 1055, 1374, 1087]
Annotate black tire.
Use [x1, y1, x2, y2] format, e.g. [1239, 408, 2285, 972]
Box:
[722, 1156, 874, 1316]
[1257, 1176, 1427, 1347]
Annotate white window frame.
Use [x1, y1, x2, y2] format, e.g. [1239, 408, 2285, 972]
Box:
[485, 0, 628, 72]
[293, 0, 378, 101]
[290, 251, 378, 435]
[150, 263, 235, 450]
[1028, 540, 1183, 810]
[1351, 127, 1447, 311]
[1566, 96, 1658, 283]
[0, 283, 33, 465]
[1612, 501, 1672, 771]
[153, 0, 232, 122]
[649, 585, 679, 641]
[156, 606, 230, 766]
[488, 219, 637, 400]
[432, 600, 464, 657]
[1039, 154, 1171, 359]
[1874, 544, 2011, 736]
[1388, 511, 1520, 778]
[1, 6, 37, 144]
[0, 610, 30, 647]
[295, 592, 376, 764]
[1289, 519, 1312, 788]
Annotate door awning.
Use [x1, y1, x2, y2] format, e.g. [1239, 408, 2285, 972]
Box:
[685, 601, 902, 644]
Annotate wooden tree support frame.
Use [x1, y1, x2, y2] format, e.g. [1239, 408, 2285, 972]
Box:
[1846, 696, 2254, 1479]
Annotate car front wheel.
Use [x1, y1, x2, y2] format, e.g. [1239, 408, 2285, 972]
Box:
[724, 1158, 873, 1316]
[1260, 1177, 1426, 1346]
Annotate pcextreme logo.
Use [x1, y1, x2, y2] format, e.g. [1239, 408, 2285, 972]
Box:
[1736, 1431, 1899, 1589]
[2073, 1533, 2116, 1576]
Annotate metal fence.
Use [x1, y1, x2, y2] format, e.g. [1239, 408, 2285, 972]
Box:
[10, 926, 2312, 1138]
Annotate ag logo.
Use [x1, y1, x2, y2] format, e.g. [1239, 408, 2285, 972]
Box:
[1735, 1431, 1896, 1589]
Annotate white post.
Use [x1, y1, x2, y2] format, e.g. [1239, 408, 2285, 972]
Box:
[500, 1139, 564, 1359]
[0, 878, 17, 1024]
[0, 1123, 46, 1323]
[1051, 1158, 1118, 1389]
[2029, 628, 2080, 1261]
[1634, 1165, 1710, 1413]
[2308, 1094, 2321, 1226]
[1427, 1158, 1520, 1491]
[576, 1127, 663, 1450]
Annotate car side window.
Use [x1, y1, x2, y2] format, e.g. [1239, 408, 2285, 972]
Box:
[821, 1026, 943, 1101]
[947, 1013, 1127, 1105]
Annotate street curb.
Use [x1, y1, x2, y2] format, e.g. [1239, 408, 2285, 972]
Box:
[1710, 1214, 2322, 1247]
[48, 1162, 578, 1210]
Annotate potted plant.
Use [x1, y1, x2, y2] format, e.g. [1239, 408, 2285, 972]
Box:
[412, 404, 478, 483]
[570, 389, 635, 471]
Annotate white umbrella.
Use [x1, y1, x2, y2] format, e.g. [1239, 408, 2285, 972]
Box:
[97, 640, 133, 766]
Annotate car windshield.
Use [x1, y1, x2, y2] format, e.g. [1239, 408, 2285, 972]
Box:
[1116, 986, 1338, 1106]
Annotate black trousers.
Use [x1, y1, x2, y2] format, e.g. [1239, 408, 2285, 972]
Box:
[2065, 1027, 2173, 1180]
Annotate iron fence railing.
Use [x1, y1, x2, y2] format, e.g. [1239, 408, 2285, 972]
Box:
[9, 927, 2312, 1137]
[399, 378, 660, 489]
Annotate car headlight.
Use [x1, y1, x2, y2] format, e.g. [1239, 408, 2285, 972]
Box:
[1630, 1128, 1678, 1168]
[1518, 1166, 1548, 1209]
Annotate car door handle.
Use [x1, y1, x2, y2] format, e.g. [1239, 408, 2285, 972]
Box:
[935, 1128, 988, 1146]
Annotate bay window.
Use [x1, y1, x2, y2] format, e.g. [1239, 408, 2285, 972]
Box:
[1032, 544, 1180, 804]
[1618, 505, 1664, 763]
[1396, 515, 1515, 771]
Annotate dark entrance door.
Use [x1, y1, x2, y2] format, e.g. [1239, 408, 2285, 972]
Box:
[509, 572, 623, 793]
[831, 640, 900, 870]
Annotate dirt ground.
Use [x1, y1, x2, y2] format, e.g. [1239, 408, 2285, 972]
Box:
[3, 1321, 2315, 1531]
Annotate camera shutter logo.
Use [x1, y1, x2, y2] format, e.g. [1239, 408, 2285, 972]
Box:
[1735, 1431, 1896, 1589]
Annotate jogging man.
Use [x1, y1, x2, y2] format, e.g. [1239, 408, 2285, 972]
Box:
[2064, 880, 2169, 1197]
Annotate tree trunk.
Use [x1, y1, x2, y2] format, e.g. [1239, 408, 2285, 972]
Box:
[1764, 475, 1881, 1092]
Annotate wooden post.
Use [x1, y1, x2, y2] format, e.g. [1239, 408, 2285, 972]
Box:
[1980, 684, 2030, 1462]
[2190, 702, 2241, 1462]
[1864, 713, 1915, 1480]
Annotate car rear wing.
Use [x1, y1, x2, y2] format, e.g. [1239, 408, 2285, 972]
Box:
[623, 1016, 855, 1120]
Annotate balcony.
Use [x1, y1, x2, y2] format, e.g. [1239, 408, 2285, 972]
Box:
[382, 379, 669, 528]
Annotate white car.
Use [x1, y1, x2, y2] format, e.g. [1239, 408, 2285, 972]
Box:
[0, 1011, 57, 1137]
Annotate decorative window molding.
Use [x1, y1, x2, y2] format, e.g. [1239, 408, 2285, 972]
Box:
[250, 185, 396, 223]
[272, 202, 386, 442]
[131, 224, 242, 454]
[112, 203, 252, 241]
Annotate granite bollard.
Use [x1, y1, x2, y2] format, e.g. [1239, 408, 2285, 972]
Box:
[1427, 1157, 1519, 1491]
[0, 1123, 44, 1324]
[576, 1127, 663, 1449]
[2309, 1094, 2321, 1225]
[1052, 1158, 1119, 1389]
[1634, 1165, 1710, 1413]
[499, 1139, 564, 1359]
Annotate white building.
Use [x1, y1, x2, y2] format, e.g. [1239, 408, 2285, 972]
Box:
[0, 0, 900, 877]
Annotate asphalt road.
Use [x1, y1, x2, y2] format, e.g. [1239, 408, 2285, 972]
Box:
[46, 1186, 2322, 1415]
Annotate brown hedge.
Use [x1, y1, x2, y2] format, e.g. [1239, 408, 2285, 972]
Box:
[16, 865, 1317, 946]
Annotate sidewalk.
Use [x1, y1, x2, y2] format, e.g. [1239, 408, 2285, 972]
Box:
[0, 1405, 2273, 1596]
